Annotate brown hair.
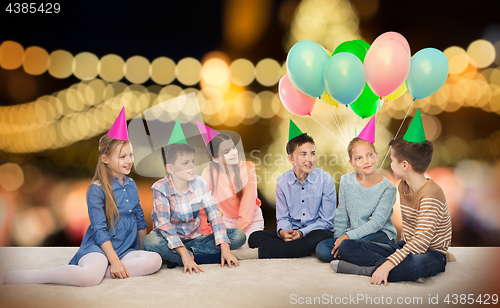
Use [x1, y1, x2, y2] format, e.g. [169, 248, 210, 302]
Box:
[347, 137, 377, 160]
[389, 136, 433, 174]
[206, 133, 243, 201]
[163, 143, 195, 166]
[91, 134, 129, 230]
[286, 133, 315, 155]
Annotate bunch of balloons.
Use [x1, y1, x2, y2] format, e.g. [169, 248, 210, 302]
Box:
[278, 32, 449, 118]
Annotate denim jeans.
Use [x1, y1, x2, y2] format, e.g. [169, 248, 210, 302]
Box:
[338, 239, 447, 282]
[143, 228, 246, 266]
[315, 230, 393, 262]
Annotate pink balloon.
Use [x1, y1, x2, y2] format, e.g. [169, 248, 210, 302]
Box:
[364, 38, 410, 97]
[279, 75, 316, 116]
[373, 31, 411, 55]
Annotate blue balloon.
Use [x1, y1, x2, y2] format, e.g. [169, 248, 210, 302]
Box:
[286, 40, 330, 98]
[323, 52, 366, 105]
[406, 48, 449, 99]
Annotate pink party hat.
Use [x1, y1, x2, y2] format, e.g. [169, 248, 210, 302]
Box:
[107, 107, 129, 140]
[196, 121, 220, 145]
[358, 116, 375, 143]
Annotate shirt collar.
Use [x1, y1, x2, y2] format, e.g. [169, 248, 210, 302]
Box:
[166, 173, 195, 196]
[112, 175, 131, 189]
[285, 168, 317, 185]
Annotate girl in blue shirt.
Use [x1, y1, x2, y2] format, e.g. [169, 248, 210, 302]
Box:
[315, 137, 397, 262]
[4, 134, 162, 286]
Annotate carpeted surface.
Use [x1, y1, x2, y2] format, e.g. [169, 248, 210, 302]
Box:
[0, 247, 499, 308]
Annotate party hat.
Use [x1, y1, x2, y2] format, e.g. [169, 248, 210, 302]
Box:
[403, 109, 426, 143]
[196, 121, 220, 145]
[358, 116, 375, 143]
[288, 119, 304, 141]
[107, 107, 129, 140]
[167, 119, 188, 145]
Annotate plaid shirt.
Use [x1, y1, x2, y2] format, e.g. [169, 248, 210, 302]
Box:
[151, 174, 229, 250]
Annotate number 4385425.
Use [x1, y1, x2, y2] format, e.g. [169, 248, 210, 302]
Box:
[6, 3, 60, 13]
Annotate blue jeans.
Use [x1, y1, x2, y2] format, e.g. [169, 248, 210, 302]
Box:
[143, 228, 246, 266]
[315, 230, 393, 262]
[338, 239, 447, 282]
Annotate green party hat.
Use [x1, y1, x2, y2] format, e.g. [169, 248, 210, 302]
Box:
[167, 119, 188, 145]
[403, 109, 426, 143]
[288, 119, 304, 141]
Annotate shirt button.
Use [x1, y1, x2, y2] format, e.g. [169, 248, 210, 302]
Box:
[126, 199, 129, 202]
[303, 213, 305, 216]
[302, 225, 305, 227]
[302, 188, 304, 190]
[123, 189, 126, 191]
[129, 210, 132, 212]
[302, 200, 304, 202]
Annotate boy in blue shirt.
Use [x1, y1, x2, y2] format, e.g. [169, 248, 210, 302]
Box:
[235, 120, 336, 259]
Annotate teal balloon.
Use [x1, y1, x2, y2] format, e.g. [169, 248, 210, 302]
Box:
[406, 48, 449, 99]
[350, 83, 379, 119]
[353, 39, 371, 51]
[332, 41, 368, 63]
[286, 40, 330, 98]
[323, 52, 366, 106]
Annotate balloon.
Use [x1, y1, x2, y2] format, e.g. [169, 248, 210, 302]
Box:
[406, 48, 449, 99]
[323, 52, 366, 106]
[364, 38, 410, 97]
[350, 83, 379, 118]
[321, 92, 339, 107]
[353, 39, 370, 51]
[278, 75, 316, 116]
[373, 31, 411, 55]
[384, 81, 407, 101]
[286, 40, 330, 98]
[332, 40, 368, 63]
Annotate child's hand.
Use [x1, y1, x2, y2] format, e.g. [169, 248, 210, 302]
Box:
[291, 230, 303, 240]
[332, 234, 349, 258]
[279, 230, 294, 241]
[220, 244, 239, 268]
[110, 260, 130, 279]
[181, 254, 204, 274]
[371, 260, 395, 286]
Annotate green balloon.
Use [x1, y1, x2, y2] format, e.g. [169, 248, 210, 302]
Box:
[350, 83, 379, 119]
[332, 40, 368, 63]
[353, 39, 371, 51]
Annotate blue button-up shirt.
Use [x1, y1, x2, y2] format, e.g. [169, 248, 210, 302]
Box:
[275, 168, 336, 237]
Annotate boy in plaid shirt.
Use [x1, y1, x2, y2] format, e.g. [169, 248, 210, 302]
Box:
[143, 123, 244, 274]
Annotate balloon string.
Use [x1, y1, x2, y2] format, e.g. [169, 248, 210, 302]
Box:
[346, 105, 350, 140]
[353, 106, 357, 136]
[332, 105, 349, 143]
[325, 102, 348, 145]
[310, 115, 347, 147]
[376, 99, 385, 128]
[378, 98, 416, 173]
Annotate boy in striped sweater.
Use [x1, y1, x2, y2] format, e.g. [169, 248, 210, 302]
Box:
[331, 110, 452, 285]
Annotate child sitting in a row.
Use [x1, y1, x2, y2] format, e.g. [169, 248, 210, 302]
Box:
[197, 122, 264, 249]
[142, 120, 245, 274]
[331, 110, 453, 285]
[316, 117, 397, 262]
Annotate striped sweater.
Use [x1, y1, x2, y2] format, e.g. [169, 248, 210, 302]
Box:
[387, 179, 452, 266]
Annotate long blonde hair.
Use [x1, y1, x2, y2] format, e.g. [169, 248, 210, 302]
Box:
[90, 134, 129, 230]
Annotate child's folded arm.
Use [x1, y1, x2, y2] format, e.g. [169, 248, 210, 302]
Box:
[387, 199, 442, 266]
[346, 186, 396, 239]
[275, 183, 292, 238]
[152, 189, 184, 250]
[87, 184, 112, 247]
[333, 178, 348, 238]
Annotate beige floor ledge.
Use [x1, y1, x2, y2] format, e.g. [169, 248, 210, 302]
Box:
[1, 247, 499, 308]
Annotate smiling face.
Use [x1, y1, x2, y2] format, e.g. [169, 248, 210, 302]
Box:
[288, 142, 316, 178]
[349, 142, 378, 176]
[102, 142, 134, 179]
[213, 139, 238, 166]
[167, 152, 196, 182]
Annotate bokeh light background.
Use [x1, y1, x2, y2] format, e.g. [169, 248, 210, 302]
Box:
[0, 0, 499, 248]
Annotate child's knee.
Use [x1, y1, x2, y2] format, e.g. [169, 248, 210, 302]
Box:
[142, 232, 162, 251]
[146, 252, 163, 274]
[315, 241, 331, 261]
[78, 271, 104, 287]
[229, 228, 246, 249]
